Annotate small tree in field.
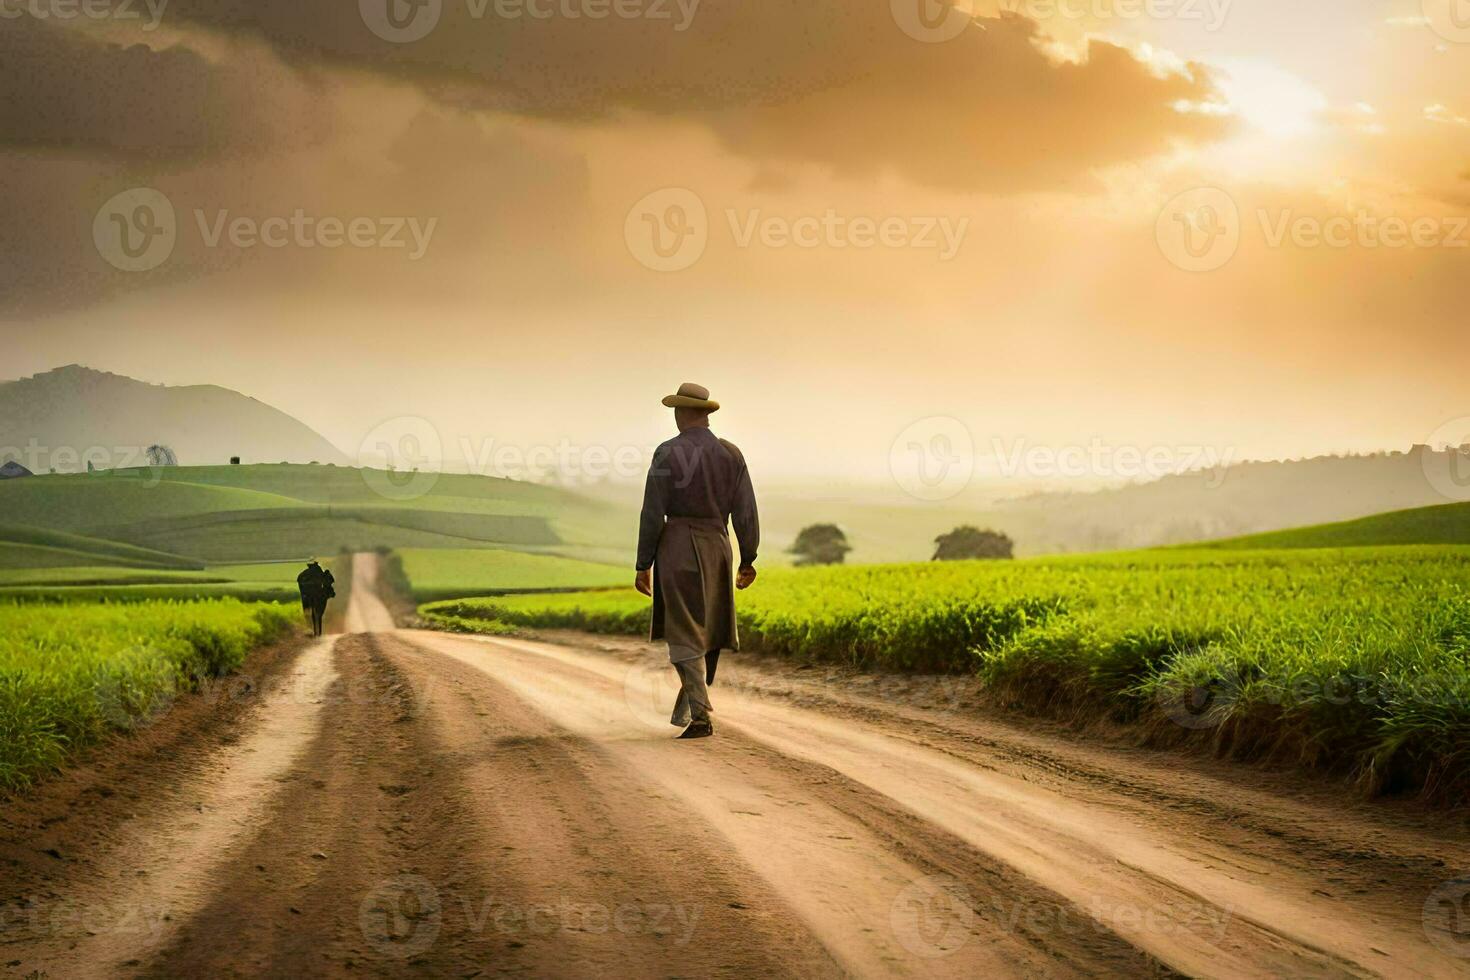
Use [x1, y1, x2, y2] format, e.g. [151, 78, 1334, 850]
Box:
[788, 524, 852, 566]
[145, 444, 178, 467]
[933, 526, 1014, 561]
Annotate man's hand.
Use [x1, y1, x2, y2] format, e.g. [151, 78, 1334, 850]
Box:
[736, 565, 757, 590]
[635, 569, 653, 597]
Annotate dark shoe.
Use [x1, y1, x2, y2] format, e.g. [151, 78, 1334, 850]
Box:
[705, 650, 720, 685]
[677, 719, 714, 739]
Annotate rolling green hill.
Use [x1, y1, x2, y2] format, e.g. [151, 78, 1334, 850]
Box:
[1200, 502, 1470, 550]
[0, 463, 631, 569]
[0, 474, 302, 531]
[0, 524, 202, 569]
[85, 507, 560, 562]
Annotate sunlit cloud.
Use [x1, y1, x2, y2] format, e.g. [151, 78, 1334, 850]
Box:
[1322, 102, 1385, 136]
[1424, 104, 1470, 127]
[3, 0, 1468, 474]
[1214, 60, 1327, 139]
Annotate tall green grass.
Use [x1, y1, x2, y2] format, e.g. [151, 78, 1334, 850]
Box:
[0, 600, 295, 790]
[422, 546, 1470, 802]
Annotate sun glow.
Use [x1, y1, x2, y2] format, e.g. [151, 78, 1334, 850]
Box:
[1216, 60, 1327, 139]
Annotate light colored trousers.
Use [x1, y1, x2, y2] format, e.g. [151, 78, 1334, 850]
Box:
[670, 655, 712, 727]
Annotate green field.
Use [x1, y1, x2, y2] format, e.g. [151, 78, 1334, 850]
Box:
[395, 547, 627, 602]
[0, 546, 625, 604]
[0, 558, 339, 604]
[6, 467, 1470, 802]
[0, 599, 296, 790]
[0, 464, 632, 598]
[0, 464, 631, 566]
[1202, 501, 1470, 550]
[422, 544, 1470, 802]
[0, 463, 632, 791]
[0, 524, 204, 570]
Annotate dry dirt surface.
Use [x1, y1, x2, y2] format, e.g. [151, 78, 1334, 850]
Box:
[4, 553, 1470, 978]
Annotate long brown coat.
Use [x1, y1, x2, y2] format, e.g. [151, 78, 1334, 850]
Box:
[652, 517, 737, 653]
[637, 427, 760, 654]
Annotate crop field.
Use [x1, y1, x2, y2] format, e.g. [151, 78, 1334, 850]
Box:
[0, 464, 631, 566]
[0, 524, 203, 571]
[0, 599, 296, 790]
[1202, 501, 1470, 550]
[396, 547, 627, 602]
[0, 558, 337, 604]
[83, 508, 561, 563]
[422, 544, 1470, 801]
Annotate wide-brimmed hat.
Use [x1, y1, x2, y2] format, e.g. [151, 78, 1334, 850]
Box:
[661, 382, 720, 412]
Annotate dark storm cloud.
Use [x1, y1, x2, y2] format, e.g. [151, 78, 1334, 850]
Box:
[0, 17, 334, 315]
[0, 0, 1228, 317]
[707, 19, 1229, 192]
[0, 101, 593, 318]
[158, 1, 1229, 191]
[0, 17, 326, 160]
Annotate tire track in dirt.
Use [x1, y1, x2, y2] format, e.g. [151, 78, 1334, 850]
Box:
[1, 634, 339, 979]
[407, 632, 1176, 977]
[137, 631, 507, 977]
[425, 631, 1468, 979]
[371, 631, 846, 977]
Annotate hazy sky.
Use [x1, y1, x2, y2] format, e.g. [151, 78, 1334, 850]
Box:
[2, 0, 1467, 482]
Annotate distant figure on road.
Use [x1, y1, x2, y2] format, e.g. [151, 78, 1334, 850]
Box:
[296, 559, 336, 637]
[636, 382, 760, 740]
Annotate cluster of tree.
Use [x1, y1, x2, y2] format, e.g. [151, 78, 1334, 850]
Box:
[931, 526, 1013, 561]
[786, 523, 1015, 565]
[787, 523, 852, 566]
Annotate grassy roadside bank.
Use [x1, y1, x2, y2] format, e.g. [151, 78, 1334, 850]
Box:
[0, 600, 297, 791]
[420, 546, 1470, 804]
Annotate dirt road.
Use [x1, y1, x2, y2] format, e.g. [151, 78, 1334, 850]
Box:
[4, 553, 1469, 978]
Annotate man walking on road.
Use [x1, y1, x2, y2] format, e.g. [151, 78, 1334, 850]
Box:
[296, 558, 336, 637]
[636, 382, 760, 739]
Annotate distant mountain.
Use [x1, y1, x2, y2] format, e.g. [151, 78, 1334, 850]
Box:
[990, 447, 1470, 554]
[748, 447, 1470, 562]
[0, 365, 348, 472]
